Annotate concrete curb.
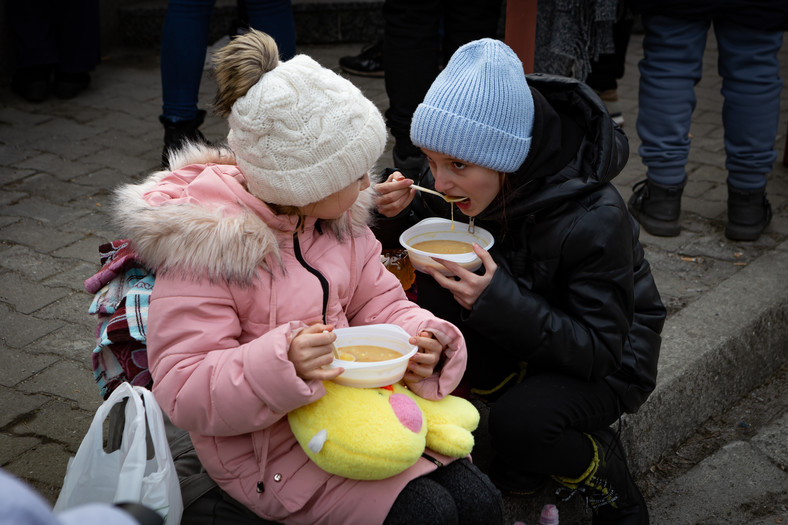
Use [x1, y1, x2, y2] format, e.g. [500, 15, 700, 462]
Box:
[622, 240, 788, 474]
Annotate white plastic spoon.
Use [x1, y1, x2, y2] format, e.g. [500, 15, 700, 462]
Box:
[411, 184, 468, 203]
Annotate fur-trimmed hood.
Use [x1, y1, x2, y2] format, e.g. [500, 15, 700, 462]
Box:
[113, 143, 379, 285]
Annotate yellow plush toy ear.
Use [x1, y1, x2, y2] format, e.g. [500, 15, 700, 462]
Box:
[288, 381, 427, 480]
[393, 384, 480, 458]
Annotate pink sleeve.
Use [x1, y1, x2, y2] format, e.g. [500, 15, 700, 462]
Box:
[147, 276, 324, 436]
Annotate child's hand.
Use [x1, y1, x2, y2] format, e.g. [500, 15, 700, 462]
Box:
[428, 243, 498, 310]
[374, 171, 416, 217]
[289, 323, 344, 382]
[404, 330, 444, 382]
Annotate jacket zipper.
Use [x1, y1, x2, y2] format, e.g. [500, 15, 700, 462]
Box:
[292, 231, 329, 324]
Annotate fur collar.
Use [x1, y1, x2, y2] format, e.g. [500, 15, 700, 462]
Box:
[113, 143, 380, 285]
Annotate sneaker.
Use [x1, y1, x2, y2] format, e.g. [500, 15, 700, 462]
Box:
[725, 183, 772, 241]
[627, 178, 685, 237]
[597, 89, 624, 126]
[555, 428, 649, 524]
[339, 41, 384, 78]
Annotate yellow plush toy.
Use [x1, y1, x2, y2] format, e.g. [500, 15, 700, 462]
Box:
[288, 381, 480, 480]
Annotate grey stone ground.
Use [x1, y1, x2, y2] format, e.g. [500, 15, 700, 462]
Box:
[0, 29, 787, 525]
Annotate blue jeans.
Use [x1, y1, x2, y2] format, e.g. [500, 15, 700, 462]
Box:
[160, 0, 295, 123]
[636, 15, 783, 190]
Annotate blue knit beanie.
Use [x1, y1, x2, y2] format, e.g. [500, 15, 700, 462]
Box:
[410, 38, 534, 173]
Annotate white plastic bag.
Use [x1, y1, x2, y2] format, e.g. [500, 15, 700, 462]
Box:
[54, 382, 183, 524]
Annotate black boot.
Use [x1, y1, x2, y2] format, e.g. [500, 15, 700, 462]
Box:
[11, 66, 52, 102]
[554, 428, 649, 524]
[725, 183, 772, 241]
[160, 110, 208, 168]
[627, 178, 685, 237]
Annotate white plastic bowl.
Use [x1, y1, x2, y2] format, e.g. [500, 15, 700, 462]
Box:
[328, 324, 418, 388]
[399, 218, 495, 276]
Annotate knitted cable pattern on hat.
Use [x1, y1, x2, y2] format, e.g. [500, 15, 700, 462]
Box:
[410, 38, 534, 173]
[228, 55, 387, 207]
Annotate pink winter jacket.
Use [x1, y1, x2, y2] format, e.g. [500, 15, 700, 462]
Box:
[113, 145, 468, 525]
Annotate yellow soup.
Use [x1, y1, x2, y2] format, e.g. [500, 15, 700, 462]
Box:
[337, 345, 403, 362]
[411, 239, 474, 255]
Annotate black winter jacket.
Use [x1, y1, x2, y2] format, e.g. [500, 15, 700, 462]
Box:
[374, 74, 666, 413]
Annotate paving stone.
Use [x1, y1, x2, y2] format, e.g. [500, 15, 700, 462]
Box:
[0, 345, 59, 387]
[7, 173, 96, 205]
[14, 153, 105, 182]
[32, 292, 96, 329]
[52, 235, 113, 264]
[0, 163, 34, 184]
[24, 322, 97, 362]
[17, 359, 101, 412]
[0, 217, 84, 253]
[0, 432, 40, 465]
[0, 303, 63, 348]
[42, 260, 101, 292]
[0, 273, 70, 315]
[0, 189, 28, 206]
[0, 106, 53, 127]
[10, 399, 96, 453]
[0, 245, 77, 282]
[0, 195, 91, 225]
[0, 385, 49, 428]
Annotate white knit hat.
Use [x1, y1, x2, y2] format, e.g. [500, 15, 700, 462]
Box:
[228, 55, 387, 207]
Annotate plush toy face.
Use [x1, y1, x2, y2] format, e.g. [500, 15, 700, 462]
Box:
[287, 381, 479, 480]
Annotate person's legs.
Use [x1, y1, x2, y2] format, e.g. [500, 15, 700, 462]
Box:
[630, 14, 709, 236]
[714, 20, 782, 190]
[53, 0, 100, 98]
[714, 19, 781, 241]
[159, 0, 215, 166]
[244, 0, 296, 61]
[160, 0, 216, 123]
[383, 0, 443, 173]
[382, 475, 458, 525]
[5, 0, 57, 101]
[636, 14, 709, 186]
[440, 0, 502, 63]
[425, 459, 503, 525]
[586, 13, 634, 125]
[383, 459, 502, 525]
[488, 373, 620, 481]
[488, 373, 647, 521]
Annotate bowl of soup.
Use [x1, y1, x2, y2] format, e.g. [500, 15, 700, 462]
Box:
[399, 218, 495, 276]
[328, 324, 418, 388]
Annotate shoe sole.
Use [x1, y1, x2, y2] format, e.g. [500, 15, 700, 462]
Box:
[628, 206, 681, 237]
[725, 222, 767, 242]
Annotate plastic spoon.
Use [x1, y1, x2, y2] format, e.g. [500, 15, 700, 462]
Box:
[410, 184, 468, 203]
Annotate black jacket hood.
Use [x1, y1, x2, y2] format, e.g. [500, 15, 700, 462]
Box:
[478, 73, 629, 223]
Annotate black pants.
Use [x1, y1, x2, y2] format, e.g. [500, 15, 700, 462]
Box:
[383, 458, 503, 525]
[5, 0, 100, 72]
[382, 0, 502, 156]
[488, 372, 622, 480]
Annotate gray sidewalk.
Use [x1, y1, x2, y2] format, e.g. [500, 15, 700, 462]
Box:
[1, 31, 787, 524]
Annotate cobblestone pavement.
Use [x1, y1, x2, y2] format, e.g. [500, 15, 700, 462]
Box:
[1, 32, 787, 524]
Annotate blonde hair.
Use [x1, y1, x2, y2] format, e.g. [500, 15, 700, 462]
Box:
[212, 29, 280, 117]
